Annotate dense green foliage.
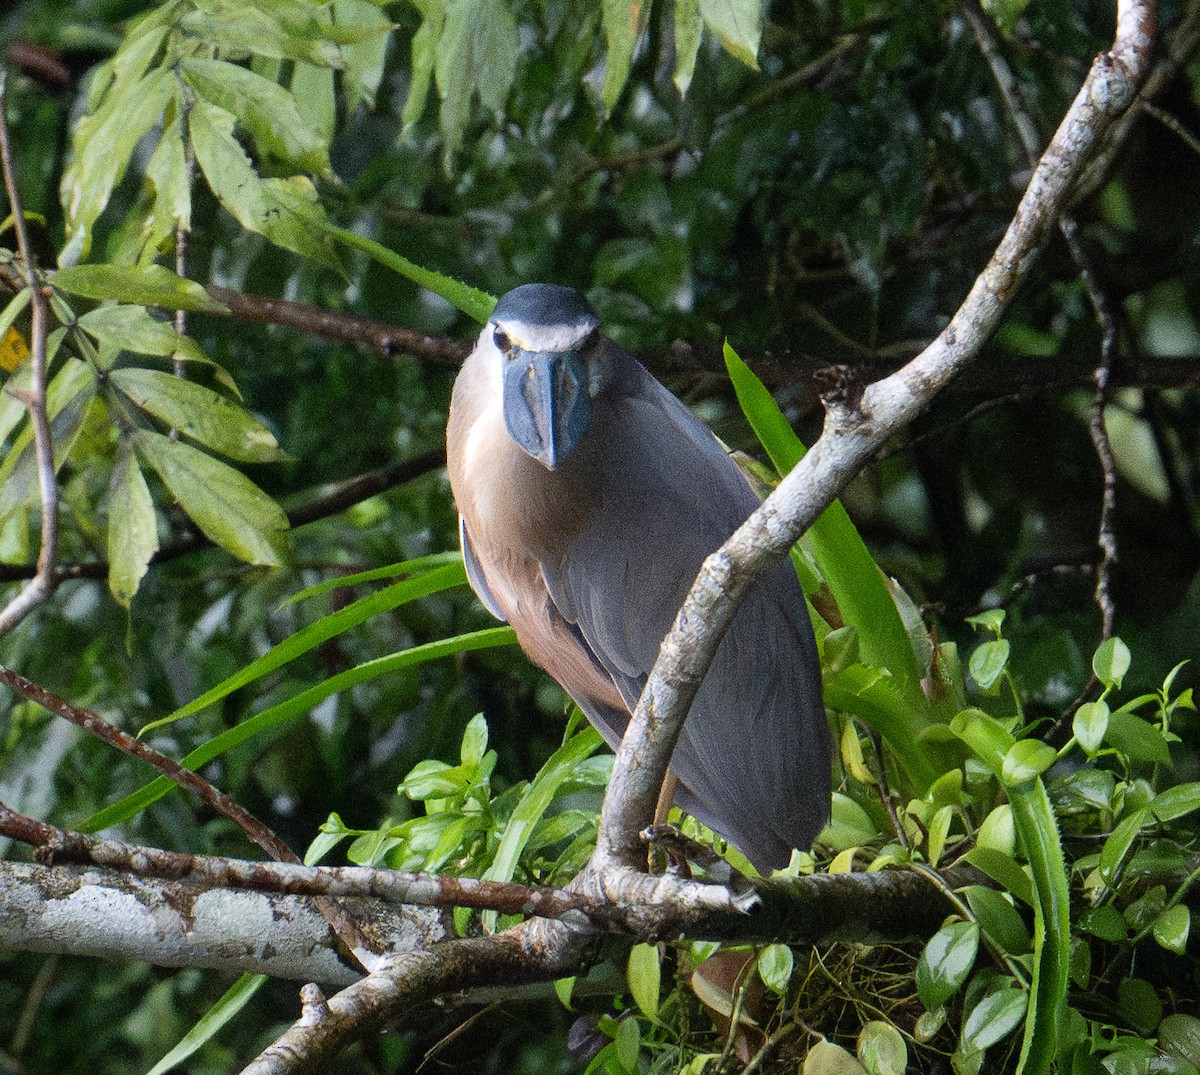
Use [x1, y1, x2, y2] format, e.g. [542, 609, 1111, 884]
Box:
[0, 0, 1198, 1072]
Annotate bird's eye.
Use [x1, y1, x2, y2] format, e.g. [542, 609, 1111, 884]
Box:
[493, 328, 511, 354]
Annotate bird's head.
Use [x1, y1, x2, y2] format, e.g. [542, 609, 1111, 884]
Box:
[487, 284, 599, 470]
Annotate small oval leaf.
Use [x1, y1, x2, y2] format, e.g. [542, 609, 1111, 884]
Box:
[916, 920, 978, 1012]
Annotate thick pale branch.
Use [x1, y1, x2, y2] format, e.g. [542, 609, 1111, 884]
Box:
[0, 860, 441, 987]
[596, 0, 1157, 865]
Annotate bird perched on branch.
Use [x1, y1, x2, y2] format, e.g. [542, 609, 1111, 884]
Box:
[446, 283, 829, 871]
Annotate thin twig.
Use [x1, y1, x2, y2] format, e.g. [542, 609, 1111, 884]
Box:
[0, 68, 59, 638]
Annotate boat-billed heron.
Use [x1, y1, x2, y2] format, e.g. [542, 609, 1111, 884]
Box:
[446, 284, 830, 871]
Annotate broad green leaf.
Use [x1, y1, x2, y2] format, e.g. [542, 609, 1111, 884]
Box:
[402, 6, 441, 128]
[110, 368, 285, 463]
[600, 0, 650, 115]
[1073, 700, 1109, 755]
[916, 920, 978, 1012]
[628, 942, 661, 1020]
[1152, 904, 1190, 954]
[1104, 711, 1173, 766]
[969, 639, 1010, 692]
[61, 66, 175, 261]
[144, 115, 191, 249]
[334, 0, 393, 112]
[804, 1040, 868, 1075]
[1079, 904, 1127, 942]
[964, 886, 1031, 956]
[459, 712, 489, 768]
[1002, 739, 1057, 784]
[673, 0, 703, 94]
[1093, 635, 1132, 689]
[819, 792, 879, 851]
[76, 304, 211, 367]
[434, 0, 518, 160]
[83, 626, 517, 831]
[699, 0, 762, 69]
[107, 444, 158, 606]
[190, 98, 340, 268]
[1151, 782, 1200, 823]
[757, 943, 794, 996]
[927, 804, 953, 867]
[1099, 806, 1148, 886]
[179, 2, 344, 66]
[53, 264, 225, 313]
[133, 429, 289, 565]
[1117, 977, 1162, 1035]
[962, 847, 1032, 906]
[144, 974, 267, 1075]
[1159, 1014, 1200, 1067]
[857, 1020, 906, 1075]
[291, 61, 337, 144]
[181, 58, 333, 177]
[143, 560, 470, 732]
[965, 608, 1006, 636]
[481, 724, 604, 895]
[962, 986, 1027, 1052]
[976, 805, 1015, 856]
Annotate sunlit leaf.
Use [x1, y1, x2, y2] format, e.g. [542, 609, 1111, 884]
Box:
[916, 920, 978, 1012]
[628, 942, 661, 1020]
[961, 986, 1026, 1052]
[111, 368, 285, 462]
[1093, 636, 1132, 690]
[1152, 904, 1190, 954]
[53, 264, 225, 313]
[1073, 700, 1110, 755]
[133, 429, 289, 566]
[699, 0, 762, 69]
[107, 443, 158, 607]
[181, 57, 333, 176]
[857, 1020, 906, 1075]
[757, 943, 793, 996]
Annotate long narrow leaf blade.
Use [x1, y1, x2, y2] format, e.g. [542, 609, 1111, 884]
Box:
[84, 627, 516, 831]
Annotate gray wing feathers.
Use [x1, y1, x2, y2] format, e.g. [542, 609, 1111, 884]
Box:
[541, 355, 829, 869]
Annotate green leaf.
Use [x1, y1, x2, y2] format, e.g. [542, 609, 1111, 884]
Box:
[969, 639, 1010, 692]
[189, 98, 341, 269]
[181, 58, 333, 177]
[52, 264, 225, 313]
[857, 1020, 906, 1075]
[142, 560, 471, 733]
[61, 63, 175, 260]
[144, 974, 267, 1075]
[334, 0, 393, 112]
[757, 943, 794, 996]
[1151, 782, 1200, 823]
[481, 724, 604, 892]
[327, 225, 495, 324]
[1002, 739, 1057, 784]
[673, 0, 703, 95]
[107, 443, 158, 607]
[144, 115, 191, 249]
[628, 942, 661, 1020]
[599, 0, 650, 115]
[460, 712, 489, 768]
[1152, 904, 1190, 954]
[1079, 904, 1127, 942]
[1098, 807, 1148, 886]
[964, 886, 1031, 956]
[962, 847, 1032, 906]
[820, 792, 880, 851]
[698, 0, 762, 69]
[1104, 711, 1173, 766]
[133, 429, 289, 566]
[916, 920, 978, 1012]
[76, 305, 212, 366]
[1159, 1014, 1200, 1068]
[927, 804, 954, 867]
[434, 0, 518, 160]
[110, 368, 285, 462]
[1117, 977, 1162, 1035]
[725, 344, 935, 783]
[965, 608, 1006, 636]
[1073, 700, 1110, 755]
[83, 626, 517, 831]
[179, 1, 344, 66]
[961, 986, 1027, 1052]
[1093, 636, 1132, 689]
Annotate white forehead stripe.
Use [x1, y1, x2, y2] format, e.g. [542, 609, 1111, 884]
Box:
[495, 315, 595, 353]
